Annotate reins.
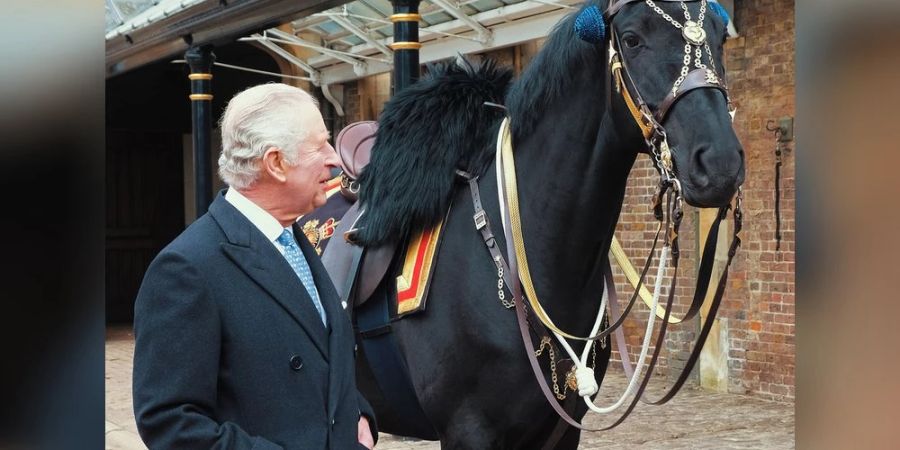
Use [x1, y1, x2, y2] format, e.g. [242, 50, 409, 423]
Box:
[460, 0, 746, 436]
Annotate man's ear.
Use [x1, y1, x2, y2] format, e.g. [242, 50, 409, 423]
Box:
[262, 147, 288, 182]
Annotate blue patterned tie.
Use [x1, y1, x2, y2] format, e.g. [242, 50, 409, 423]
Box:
[276, 229, 327, 326]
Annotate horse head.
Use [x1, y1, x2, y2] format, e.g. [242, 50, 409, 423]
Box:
[605, 0, 745, 207]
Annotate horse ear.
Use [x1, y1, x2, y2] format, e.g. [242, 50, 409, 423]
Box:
[708, 1, 731, 26]
[574, 4, 606, 44]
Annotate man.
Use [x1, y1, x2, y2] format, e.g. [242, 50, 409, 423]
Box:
[133, 83, 377, 449]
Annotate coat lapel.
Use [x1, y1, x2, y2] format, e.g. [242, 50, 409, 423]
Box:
[294, 222, 349, 422]
[295, 222, 343, 325]
[210, 193, 329, 360]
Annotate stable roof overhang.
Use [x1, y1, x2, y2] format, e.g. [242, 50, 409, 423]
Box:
[106, 1, 735, 82]
[105, 0, 346, 77]
[105, 0, 581, 81]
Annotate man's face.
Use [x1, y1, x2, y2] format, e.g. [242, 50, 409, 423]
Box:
[283, 102, 340, 216]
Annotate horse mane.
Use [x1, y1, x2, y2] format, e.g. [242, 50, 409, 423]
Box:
[354, 58, 512, 246]
[506, 0, 607, 141]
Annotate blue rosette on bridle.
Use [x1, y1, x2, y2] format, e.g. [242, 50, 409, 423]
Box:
[574, 5, 606, 44]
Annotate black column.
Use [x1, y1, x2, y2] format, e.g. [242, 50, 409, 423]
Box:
[185, 45, 215, 218]
[389, 0, 422, 94]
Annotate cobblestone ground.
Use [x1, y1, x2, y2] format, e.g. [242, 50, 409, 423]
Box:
[107, 326, 793, 449]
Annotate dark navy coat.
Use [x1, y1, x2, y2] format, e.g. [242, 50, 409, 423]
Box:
[133, 192, 376, 449]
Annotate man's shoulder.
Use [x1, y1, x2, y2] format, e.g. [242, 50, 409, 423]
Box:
[156, 214, 224, 263]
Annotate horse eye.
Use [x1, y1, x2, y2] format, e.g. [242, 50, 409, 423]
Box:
[622, 35, 640, 49]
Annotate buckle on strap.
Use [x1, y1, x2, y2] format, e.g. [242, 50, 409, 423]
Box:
[474, 211, 487, 230]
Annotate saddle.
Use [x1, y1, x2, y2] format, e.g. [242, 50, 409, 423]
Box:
[336, 120, 378, 202]
[322, 121, 397, 308]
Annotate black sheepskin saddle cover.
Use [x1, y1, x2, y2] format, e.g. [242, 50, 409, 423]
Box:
[353, 59, 513, 246]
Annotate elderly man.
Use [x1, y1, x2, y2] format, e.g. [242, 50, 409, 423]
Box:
[133, 83, 377, 449]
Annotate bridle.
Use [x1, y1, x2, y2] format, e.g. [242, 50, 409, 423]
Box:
[606, 0, 734, 184]
[508, 0, 739, 343]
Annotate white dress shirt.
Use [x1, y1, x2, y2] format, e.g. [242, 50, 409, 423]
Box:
[224, 188, 291, 256]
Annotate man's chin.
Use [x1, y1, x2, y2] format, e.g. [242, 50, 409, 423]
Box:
[312, 195, 327, 210]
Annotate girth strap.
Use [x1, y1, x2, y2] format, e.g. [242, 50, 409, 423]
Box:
[354, 276, 439, 440]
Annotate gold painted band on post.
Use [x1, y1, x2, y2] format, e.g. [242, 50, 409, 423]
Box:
[390, 41, 422, 50]
[188, 73, 213, 80]
[390, 13, 421, 22]
[189, 94, 214, 101]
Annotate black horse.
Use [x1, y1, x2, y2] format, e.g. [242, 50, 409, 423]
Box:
[348, 0, 744, 448]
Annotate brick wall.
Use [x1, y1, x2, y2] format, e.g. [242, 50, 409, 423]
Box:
[721, 0, 795, 401]
[339, 0, 795, 402]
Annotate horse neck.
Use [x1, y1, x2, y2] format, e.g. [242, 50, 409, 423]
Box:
[510, 57, 639, 333]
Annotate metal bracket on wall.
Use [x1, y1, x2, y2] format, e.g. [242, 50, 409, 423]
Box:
[766, 116, 793, 143]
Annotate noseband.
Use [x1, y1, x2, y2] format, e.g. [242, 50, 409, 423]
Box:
[605, 0, 733, 180]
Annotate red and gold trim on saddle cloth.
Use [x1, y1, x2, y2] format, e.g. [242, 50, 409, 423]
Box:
[395, 221, 444, 316]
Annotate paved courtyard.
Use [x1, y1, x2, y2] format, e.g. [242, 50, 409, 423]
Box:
[107, 326, 793, 449]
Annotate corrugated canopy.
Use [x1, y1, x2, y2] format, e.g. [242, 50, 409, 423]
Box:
[106, 0, 581, 81]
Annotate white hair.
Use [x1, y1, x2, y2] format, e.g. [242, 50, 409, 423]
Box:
[218, 83, 320, 190]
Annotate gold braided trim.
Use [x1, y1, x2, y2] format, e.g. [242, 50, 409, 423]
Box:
[390, 41, 422, 50]
[390, 13, 421, 22]
[189, 94, 213, 101]
[188, 73, 213, 80]
[500, 118, 597, 341]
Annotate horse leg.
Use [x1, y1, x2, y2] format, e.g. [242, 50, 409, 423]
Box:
[441, 408, 502, 450]
[550, 427, 582, 450]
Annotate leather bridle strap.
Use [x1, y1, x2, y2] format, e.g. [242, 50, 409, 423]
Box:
[457, 170, 513, 288]
[605, 263, 636, 378]
[599, 247, 682, 429]
[655, 68, 729, 124]
[645, 205, 742, 404]
[607, 204, 742, 417]
[610, 46, 654, 141]
[459, 168, 558, 346]
[611, 205, 727, 324]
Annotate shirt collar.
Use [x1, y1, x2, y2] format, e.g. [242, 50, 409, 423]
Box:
[224, 188, 288, 244]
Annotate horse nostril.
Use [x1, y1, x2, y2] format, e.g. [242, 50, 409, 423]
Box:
[689, 146, 711, 189]
[688, 145, 745, 190]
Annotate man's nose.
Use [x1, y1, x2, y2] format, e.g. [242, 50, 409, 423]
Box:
[325, 143, 341, 167]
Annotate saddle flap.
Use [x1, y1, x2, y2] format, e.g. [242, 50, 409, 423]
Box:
[321, 203, 396, 308]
